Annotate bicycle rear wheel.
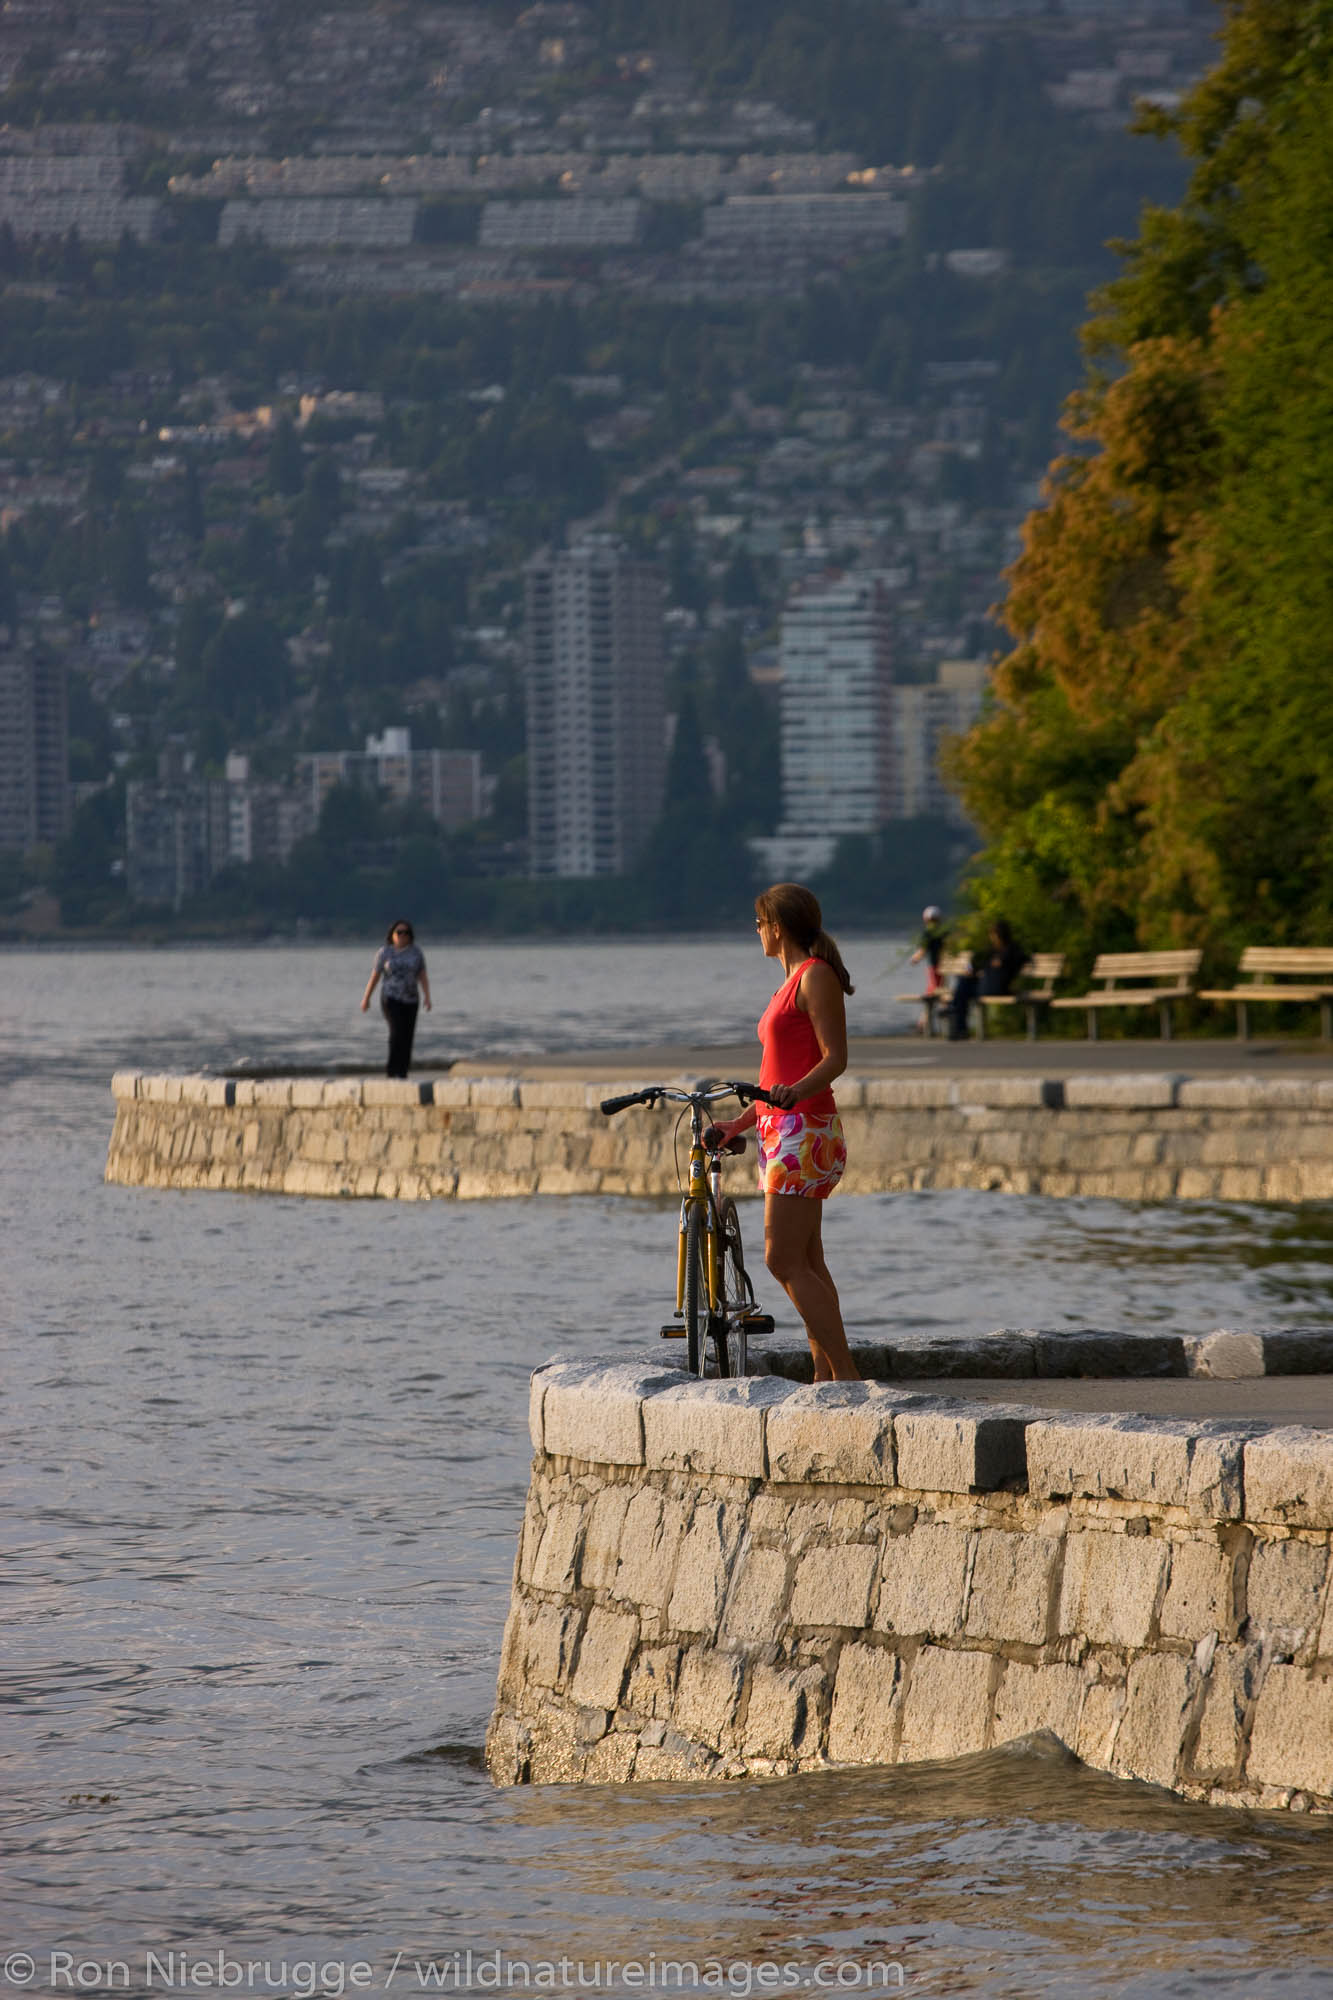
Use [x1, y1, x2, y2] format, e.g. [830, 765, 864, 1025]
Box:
[715, 1195, 752, 1377]
[683, 1204, 710, 1377]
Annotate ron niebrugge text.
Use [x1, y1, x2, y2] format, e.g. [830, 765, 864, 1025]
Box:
[5, 1950, 907, 1995]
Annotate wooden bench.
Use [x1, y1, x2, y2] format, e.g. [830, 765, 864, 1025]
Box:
[977, 953, 1066, 1042]
[1199, 947, 1333, 1039]
[1049, 949, 1202, 1040]
[894, 952, 972, 1037]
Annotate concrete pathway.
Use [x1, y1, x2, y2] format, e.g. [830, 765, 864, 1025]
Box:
[896, 1374, 1333, 1429]
[451, 1034, 1333, 1081]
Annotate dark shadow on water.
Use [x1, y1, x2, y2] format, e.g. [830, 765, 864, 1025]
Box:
[400, 1742, 489, 1772]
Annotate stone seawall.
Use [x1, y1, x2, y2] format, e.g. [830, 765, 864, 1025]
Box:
[107, 1069, 1333, 1202]
[485, 1361, 1333, 1813]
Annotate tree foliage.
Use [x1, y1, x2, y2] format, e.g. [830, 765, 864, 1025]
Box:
[949, 0, 1333, 968]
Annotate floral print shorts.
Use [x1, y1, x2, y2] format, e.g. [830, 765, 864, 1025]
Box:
[756, 1109, 847, 1200]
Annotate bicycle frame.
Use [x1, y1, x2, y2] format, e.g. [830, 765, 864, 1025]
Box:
[675, 1095, 725, 1321]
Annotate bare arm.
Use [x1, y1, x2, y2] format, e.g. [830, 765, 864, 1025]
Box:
[360, 960, 382, 1012]
[418, 958, 432, 1011]
[767, 961, 847, 1109]
[715, 1101, 758, 1145]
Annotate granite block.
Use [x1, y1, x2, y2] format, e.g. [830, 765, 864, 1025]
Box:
[765, 1382, 899, 1485]
[642, 1375, 795, 1480]
[894, 1401, 1031, 1493]
[1244, 1429, 1333, 1529]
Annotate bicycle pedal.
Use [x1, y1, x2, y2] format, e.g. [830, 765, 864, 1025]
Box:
[741, 1312, 776, 1333]
[659, 1323, 686, 1339]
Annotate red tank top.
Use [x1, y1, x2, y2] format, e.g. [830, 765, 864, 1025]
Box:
[758, 958, 837, 1116]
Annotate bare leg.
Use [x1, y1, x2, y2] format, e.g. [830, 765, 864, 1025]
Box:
[764, 1194, 860, 1382]
[808, 1218, 843, 1322]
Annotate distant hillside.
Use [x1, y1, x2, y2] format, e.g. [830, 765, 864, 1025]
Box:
[594, 0, 1191, 262]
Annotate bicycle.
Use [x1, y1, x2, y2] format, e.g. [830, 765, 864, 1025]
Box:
[599, 1079, 777, 1378]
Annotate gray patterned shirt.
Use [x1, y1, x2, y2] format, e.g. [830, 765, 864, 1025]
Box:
[374, 943, 425, 1003]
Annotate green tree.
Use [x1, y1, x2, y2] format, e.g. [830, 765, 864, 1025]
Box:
[200, 608, 290, 730]
[67, 671, 114, 783]
[267, 413, 304, 496]
[0, 542, 16, 632]
[666, 528, 707, 614]
[302, 450, 343, 533]
[702, 624, 778, 828]
[949, 0, 1333, 965]
[347, 540, 389, 627]
[182, 458, 205, 545]
[174, 596, 218, 689]
[106, 502, 153, 609]
[54, 784, 126, 928]
[236, 514, 281, 596]
[721, 544, 760, 609]
[664, 687, 712, 807]
[632, 804, 757, 926]
[86, 444, 124, 508]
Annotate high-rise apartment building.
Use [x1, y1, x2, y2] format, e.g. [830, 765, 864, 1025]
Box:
[0, 650, 69, 852]
[752, 574, 892, 880]
[524, 542, 665, 878]
[125, 772, 227, 911]
[888, 658, 987, 825]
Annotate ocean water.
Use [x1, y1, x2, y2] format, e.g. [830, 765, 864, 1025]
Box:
[5, 941, 1333, 2000]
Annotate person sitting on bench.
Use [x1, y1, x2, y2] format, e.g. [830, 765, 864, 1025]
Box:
[948, 919, 1027, 1040]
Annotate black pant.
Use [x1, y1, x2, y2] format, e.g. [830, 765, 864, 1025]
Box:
[948, 974, 978, 1040]
[382, 997, 419, 1078]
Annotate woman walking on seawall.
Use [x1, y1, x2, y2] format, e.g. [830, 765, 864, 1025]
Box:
[715, 883, 860, 1384]
[360, 919, 431, 1078]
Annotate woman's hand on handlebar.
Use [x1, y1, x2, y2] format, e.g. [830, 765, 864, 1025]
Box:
[715, 1104, 759, 1145]
[764, 1084, 799, 1111]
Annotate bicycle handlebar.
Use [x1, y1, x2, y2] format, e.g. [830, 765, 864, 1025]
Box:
[599, 1088, 657, 1116]
[599, 1080, 777, 1117]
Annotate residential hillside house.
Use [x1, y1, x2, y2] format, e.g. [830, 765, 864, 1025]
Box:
[127, 733, 485, 909]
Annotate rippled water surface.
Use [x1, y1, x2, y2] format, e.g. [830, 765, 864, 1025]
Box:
[6, 942, 1333, 1999]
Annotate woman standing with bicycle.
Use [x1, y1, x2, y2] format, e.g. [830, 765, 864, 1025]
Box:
[715, 882, 860, 1384]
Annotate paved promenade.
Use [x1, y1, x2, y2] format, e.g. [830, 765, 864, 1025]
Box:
[899, 1374, 1333, 1428]
[452, 1032, 1333, 1081]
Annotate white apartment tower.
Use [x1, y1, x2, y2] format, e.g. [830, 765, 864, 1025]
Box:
[524, 543, 666, 878]
[757, 575, 892, 878]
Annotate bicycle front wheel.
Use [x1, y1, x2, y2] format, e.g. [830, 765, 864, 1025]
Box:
[715, 1195, 751, 1377]
[683, 1203, 710, 1377]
